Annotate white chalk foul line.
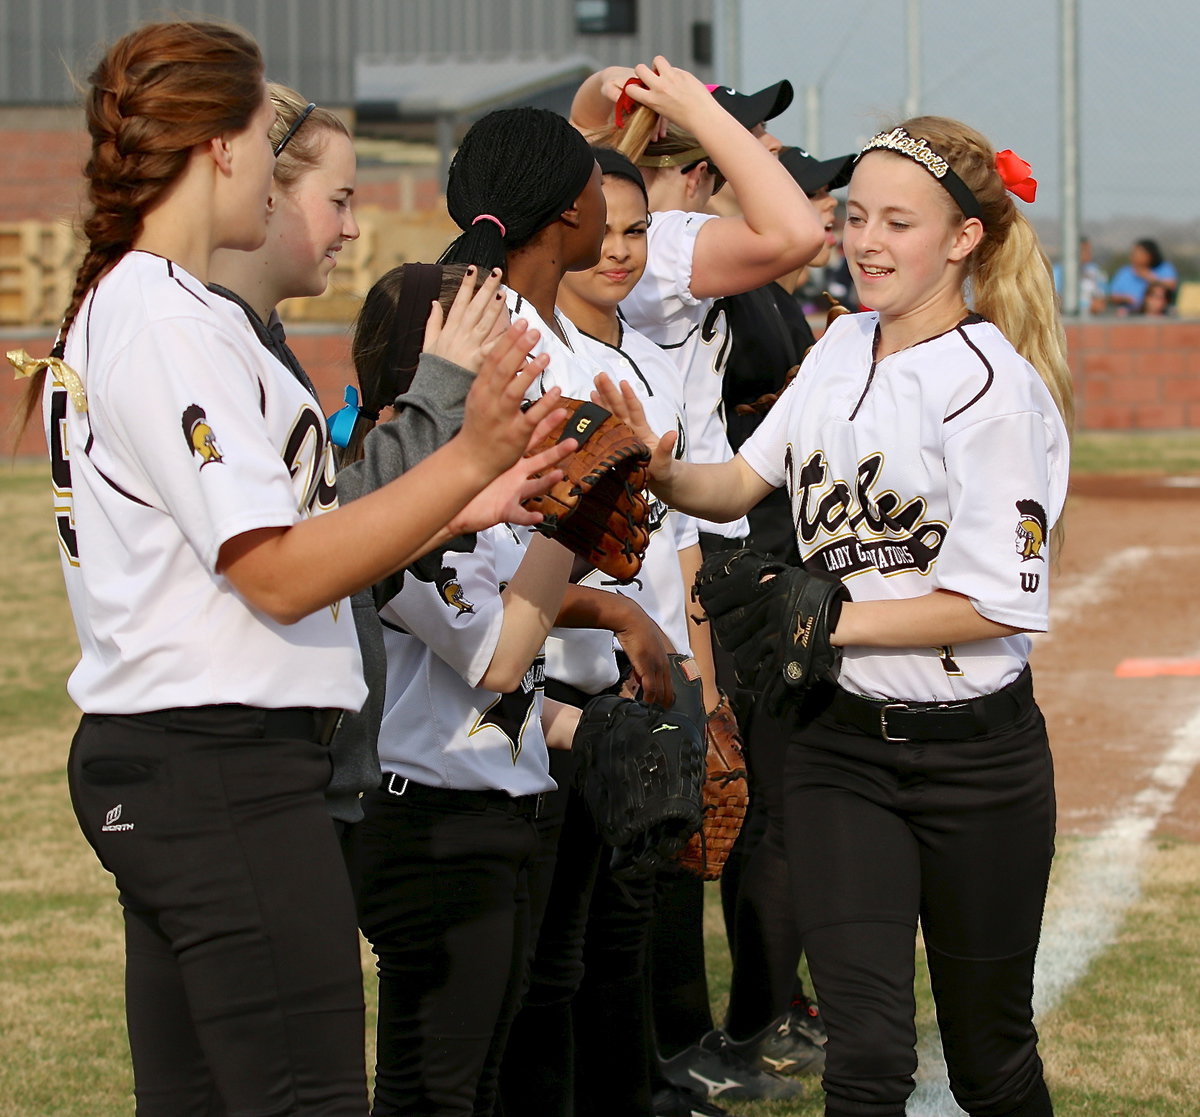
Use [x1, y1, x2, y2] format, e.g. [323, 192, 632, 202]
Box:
[909, 697, 1200, 1114]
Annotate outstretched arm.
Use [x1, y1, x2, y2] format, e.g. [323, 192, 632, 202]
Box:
[555, 587, 675, 708]
[219, 321, 576, 624]
[593, 372, 773, 524]
[481, 534, 575, 693]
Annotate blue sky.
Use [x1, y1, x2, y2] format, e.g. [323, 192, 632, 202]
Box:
[730, 0, 1197, 224]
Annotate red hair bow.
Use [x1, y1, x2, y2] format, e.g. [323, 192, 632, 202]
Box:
[994, 149, 1037, 203]
[615, 78, 648, 129]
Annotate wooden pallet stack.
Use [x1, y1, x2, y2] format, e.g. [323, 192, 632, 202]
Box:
[0, 221, 81, 326]
[278, 205, 461, 324]
[0, 207, 462, 328]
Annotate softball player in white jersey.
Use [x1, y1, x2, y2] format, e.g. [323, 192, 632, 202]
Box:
[597, 115, 1072, 1117]
[353, 518, 575, 1117]
[17, 21, 572, 1115]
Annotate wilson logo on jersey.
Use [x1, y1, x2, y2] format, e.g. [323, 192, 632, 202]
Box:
[181, 404, 223, 467]
[788, 449, 947, 579]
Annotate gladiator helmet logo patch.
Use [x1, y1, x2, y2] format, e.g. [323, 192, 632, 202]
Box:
[438, 564, 474, 616]
[182, 404, 223, 467]
[1014, 499, 1048, 562]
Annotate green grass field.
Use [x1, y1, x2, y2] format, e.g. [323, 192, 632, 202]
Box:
[2, 436, 1199, 1115]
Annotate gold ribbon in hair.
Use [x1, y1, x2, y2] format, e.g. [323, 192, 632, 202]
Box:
[7, 349, 87, 411]
[635, 145, 710, 170]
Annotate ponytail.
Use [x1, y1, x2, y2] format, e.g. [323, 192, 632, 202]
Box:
[972, 211, 1074, 433]
[895, 116, 1074, 434]
[440, 108, 596, 272]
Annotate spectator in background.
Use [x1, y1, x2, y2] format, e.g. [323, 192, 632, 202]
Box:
[1052, 236, 1107, 316]
[1140, 280, 1173, 317]
[1107, 238, 1178, 315]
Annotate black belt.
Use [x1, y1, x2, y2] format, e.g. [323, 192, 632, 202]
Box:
[825, 666, 1033, 742]
[545, 678, 602, 710]
[116, 704, 344, 746]
[379, 772, 545, 820]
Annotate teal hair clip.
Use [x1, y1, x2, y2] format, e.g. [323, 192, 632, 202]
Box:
[327, 385, 362, 449]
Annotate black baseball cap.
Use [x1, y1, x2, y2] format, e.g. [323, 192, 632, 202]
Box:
[709, 80, 793, 129]
[779, 145, 856, 195]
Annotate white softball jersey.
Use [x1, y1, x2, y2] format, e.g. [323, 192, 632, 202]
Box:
[48, 251, 365, 714]
[571, 322, 699, 657]
[619, 209, 750, 540]
[740, 311, 1070, 703]
[507, 291, 620, 696]
[377, 523, 553, 796]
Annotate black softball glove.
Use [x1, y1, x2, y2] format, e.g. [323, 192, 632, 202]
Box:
[694, 548, 849, 712]
[572, 693, 705, 879]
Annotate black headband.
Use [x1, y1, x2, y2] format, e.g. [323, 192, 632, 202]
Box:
[274, 101, 316, 158]
[592, 145, 648, 204]
[858, 127, 983, 221]
[375, 263, 448, 405]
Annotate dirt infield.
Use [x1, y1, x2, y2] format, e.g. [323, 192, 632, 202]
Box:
[1034, 474, 1200, 843]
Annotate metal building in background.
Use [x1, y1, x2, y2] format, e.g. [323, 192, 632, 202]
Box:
[0, 0, 717, 107]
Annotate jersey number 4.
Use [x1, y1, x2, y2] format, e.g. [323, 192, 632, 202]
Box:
[48, 384, 80, 565]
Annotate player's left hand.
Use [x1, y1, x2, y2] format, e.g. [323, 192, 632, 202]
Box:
[448, 438, 574, 536]
[460, 317, 566, 480]
[593, 372, 678, 488]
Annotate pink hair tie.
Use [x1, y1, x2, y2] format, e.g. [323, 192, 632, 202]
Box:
[472, 213, 507, 237]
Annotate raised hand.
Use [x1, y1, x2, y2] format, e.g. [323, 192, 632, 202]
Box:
[622, 56, 724, 137]
[448, 409, 577, 535]
[592, 372, 678, 486]
[457, 317, 559, 478]
[422, 266, 509, 373]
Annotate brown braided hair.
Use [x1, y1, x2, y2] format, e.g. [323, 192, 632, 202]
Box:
[16, 20, 264, 437]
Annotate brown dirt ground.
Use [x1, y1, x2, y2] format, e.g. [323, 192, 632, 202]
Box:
[1034, 474, 1200, 843]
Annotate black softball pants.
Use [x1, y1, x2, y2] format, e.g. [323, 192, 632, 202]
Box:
[350, 785, 540, 1117]
[784, 687, 1056, 1117]
[719, 688, 809, 1039]
[68, 711, 368, 1117]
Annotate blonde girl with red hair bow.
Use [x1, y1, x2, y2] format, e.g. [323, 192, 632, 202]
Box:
[596, 115, 1072, 1117]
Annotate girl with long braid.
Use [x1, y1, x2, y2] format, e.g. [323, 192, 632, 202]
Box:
[13, 21, 572, 1114]
[598, 116, 1072, 1117]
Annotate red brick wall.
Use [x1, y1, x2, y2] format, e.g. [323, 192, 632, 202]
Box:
[0, 127, 89, 222]
[1072, 319, 1200, 430]
[5, 319, 1197, 461]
